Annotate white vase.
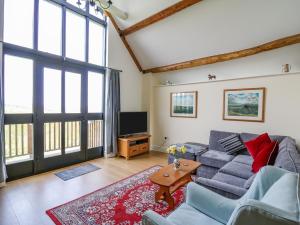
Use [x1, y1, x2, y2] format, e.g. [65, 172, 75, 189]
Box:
[173, 158, 180, 170]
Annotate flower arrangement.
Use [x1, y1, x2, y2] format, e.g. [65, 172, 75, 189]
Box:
[166, 144, 187, 155]
[166, 144, 187, 170]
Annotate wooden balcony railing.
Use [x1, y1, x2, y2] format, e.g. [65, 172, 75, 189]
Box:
[44, 122, 61, 152]
[5, 120, 103, 160]
[88, 120, 102, 149]
[65, 121, 80, 150]
[5, 124, 33, 159]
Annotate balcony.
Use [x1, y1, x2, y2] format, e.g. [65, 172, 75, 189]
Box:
[5, 120, 103, 164]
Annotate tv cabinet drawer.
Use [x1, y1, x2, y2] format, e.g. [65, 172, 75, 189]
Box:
[129, 146, 140, 156]
[139, 143, 149, 152]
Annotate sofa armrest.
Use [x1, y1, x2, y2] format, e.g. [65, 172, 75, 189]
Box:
[142, 210, 173, 225]
[186, 182, 237, 224]
[228, 200, 299, 225]
[196, 177, 247, 197]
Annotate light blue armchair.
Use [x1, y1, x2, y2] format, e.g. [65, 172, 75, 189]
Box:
[142, 166, 300, 225]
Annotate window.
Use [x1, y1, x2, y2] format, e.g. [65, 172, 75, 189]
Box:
[4, 55, 33, 114]
[89, 7, 105, 22]
[65, 72, 81, 113]
[44, 68, 62, 113]
[3, 0, 106, 170]
[39, 0, 62, 55]
[4, 0, 34, 48]
[67, 0, 85, 8]
[89, 21, 105, 65]
[66, 10, 86, 61]
[88, 72, 104, 113]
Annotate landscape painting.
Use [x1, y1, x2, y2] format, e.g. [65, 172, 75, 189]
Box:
[223, 88, 265, 122]
[170, 91, 197, 118]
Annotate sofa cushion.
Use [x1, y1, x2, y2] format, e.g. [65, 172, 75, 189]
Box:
[233, 155, 253, 166]
[243, 174, 256, 189]
[196, 177, 247, 197]
[252, 141, 278, 173]
[220, 161, 254, 179]
[240, 132, 286, 143]
[196, 165, 219, 179]
[244, 133, 272, 158]
[209, 130, 239, 152]
[167, 203, 223, 225]
[274, 137, 300, 173]
[218, 134, 246, 155]
[261, 173, 300, 213]
[212, 172, 247, 188]
[198, 150, 235, 168]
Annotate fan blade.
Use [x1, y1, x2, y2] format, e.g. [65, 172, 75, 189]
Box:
[95, 0, 128, 20]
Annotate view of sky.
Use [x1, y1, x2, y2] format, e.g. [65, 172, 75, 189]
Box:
[228, 93, 259, 105]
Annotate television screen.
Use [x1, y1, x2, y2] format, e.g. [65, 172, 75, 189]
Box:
[119, 112, 147, 136]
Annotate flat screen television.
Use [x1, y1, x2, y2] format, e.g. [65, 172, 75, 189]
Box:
[119, 112, 147, 136]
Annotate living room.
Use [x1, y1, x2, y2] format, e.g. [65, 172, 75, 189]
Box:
[0, 0, 300, 225]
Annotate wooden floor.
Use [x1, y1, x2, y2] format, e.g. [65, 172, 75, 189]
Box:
[0, 151, 168, 225]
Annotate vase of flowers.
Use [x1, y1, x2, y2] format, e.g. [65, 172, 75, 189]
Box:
[166, 144, 187, 170]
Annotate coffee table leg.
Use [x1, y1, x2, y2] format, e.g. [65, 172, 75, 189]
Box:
[164, 189, 174, 209]
[155, 186, 165, 202]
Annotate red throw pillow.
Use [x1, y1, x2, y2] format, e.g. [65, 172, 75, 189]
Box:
[245, 133, 272, 158]
[252, 141, 278, 173]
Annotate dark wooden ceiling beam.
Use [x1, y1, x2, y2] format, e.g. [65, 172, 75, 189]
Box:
[105, 12, 143, 72]
[121, 0, 202, 36]
[144, 33, 300, 74]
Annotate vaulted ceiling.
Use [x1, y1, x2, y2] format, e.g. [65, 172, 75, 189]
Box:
[111, 0, 300, 73]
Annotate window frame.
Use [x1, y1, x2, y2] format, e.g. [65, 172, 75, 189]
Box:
[2, 0, 107, 176]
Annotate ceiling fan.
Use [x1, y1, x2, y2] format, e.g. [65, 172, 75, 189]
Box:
[77, 0, 128, 20]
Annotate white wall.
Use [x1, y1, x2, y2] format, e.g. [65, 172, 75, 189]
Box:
[106, 20, 144, 112]
[150, 72, 300, 150]
[153, 44, 300, 85]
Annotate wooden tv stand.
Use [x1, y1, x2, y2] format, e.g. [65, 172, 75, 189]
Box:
[118, 134, 151, 160]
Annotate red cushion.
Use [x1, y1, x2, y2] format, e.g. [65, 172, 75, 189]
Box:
[252, 141, 278, 173]
[245, 133, 272, 158]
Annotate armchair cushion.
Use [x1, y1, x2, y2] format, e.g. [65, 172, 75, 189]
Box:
[186, 182, 237, 224]
[261, 173, 300, 213]
[167, 203, 223, 225]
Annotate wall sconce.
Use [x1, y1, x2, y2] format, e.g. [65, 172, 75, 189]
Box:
[282, 64, 291, 73]
[208, 74, 216, 80]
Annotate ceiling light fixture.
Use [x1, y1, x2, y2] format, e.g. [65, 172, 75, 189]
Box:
[76, 0, 113, 14]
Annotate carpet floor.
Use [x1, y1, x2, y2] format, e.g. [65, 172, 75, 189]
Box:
[46, 165, 185, 225]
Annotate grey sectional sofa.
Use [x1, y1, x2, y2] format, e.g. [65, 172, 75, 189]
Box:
[168, 130, 300, 199]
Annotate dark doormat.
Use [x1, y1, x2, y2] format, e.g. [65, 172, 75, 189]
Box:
[55, 163, 100, 181]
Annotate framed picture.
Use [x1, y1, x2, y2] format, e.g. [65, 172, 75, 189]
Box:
[223, 88, 266, 122]
[170, 91, 198, 118]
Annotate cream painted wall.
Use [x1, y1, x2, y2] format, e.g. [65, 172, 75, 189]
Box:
[153, 44, 300, 85]
[106, 20, 144, 112]
[150, 73, 300, 150]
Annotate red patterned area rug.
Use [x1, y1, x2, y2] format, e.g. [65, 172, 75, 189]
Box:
[46, 165, 185, 225]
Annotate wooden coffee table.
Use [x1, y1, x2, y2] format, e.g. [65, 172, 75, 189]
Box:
[149, 159, 201, 209]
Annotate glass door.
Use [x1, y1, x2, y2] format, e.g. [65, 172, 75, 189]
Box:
[34, 64, 86, 172]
